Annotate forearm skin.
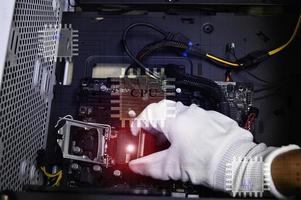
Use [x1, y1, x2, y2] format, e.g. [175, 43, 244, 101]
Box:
[272, 149, 301, 196]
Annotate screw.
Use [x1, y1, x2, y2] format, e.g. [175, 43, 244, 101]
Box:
[202, 23, 214, 34]
[93, 165, 102, 172]
[73, 146, 83, 155]
[95, 17, 104, 21]
[70, 163, 80, 170]
[113, 169, 122, 177]
[128, 109, 137, 118]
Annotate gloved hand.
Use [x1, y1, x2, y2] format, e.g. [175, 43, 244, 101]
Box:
[129, 100, 299, 198]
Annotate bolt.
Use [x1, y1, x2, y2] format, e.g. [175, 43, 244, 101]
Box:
[113, 169, 122, 177]
[202, 23, 214, 34]
[128, 109, 136, 118]
[100, 84, 107, 92]
[95, 17, 104, 21]
[73, 146, 83, 155]
[71, 163, 80, 170]
[93, 165, 102, 172]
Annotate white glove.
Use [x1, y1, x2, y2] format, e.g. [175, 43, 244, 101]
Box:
[129, 100, 299, 197]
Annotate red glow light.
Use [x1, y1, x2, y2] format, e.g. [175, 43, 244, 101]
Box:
[126, 144, 135, 153]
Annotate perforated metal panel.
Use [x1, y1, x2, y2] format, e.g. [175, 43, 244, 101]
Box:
[0, 0, 63, 191]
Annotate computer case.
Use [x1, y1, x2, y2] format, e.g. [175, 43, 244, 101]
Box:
[0, 0, 301, 199]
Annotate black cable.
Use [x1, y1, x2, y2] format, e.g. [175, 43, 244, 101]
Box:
[254, 93, 281, 101]
[136, 40, 189, 60]
[163, 66, 230, 116]
[124, 19, 301, 72]
[121, 24, 231, 115]
[244, 71, 272, 85]
[123, 23, 240, 72]
[135, 39, 236, 69]
[231, 49, 238, 60]
[122, 23, 170, 79]
[254, 86, 281, 94]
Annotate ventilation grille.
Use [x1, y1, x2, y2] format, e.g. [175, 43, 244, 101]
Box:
[0, 0, 63, 191]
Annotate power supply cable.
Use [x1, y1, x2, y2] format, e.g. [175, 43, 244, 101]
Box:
[244, 71, 272, 85]
[122, 23, 170, 79]
[40, 166, 62, 177]
[135, 39, 240, 68]
[201, 14, 301, 67]
[40, 166, 63, 187]
[268, 14, 301, 56]
[124, 15, 300, 72]
[205, 53, 241, 67]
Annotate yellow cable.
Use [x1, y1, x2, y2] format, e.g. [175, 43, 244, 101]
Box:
[40, 166, 63, 187]
[53, 172, 63, 187]
[268, 14, 301, 56]
[205, 14, 300, 67]
[206, 53, 241, 67]
[40, 166, 62, 178]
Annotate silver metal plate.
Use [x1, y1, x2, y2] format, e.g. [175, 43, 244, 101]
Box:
[0, 0, 63, 191]
[57, 118, 111, 166]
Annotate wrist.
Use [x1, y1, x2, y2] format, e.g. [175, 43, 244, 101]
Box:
[265, 145, 300, 199]
[213, 139, 257, 191]
[213, 138, 281, 198]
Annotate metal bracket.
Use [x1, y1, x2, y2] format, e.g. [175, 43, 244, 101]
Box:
[57, 24, 79, 62]
[57, 118, 111, 166]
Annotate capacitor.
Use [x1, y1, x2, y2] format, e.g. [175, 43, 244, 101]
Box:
[128, 109, 136, 118]
[87, 107, 93, 115]
[176, 88, 182, 94]
[92, 165, 102, 173]
[100, 84, 108, 92]
[72, 146, 83, 155]
[70, 163, 80, 170]
[113, 169, 122, 177]
[79, 106, 87, 115]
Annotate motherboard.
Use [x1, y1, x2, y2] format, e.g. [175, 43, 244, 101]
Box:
[48, 65, 257, 194]
[216, 81, 257, 130]
[34, 63, 258, 198]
